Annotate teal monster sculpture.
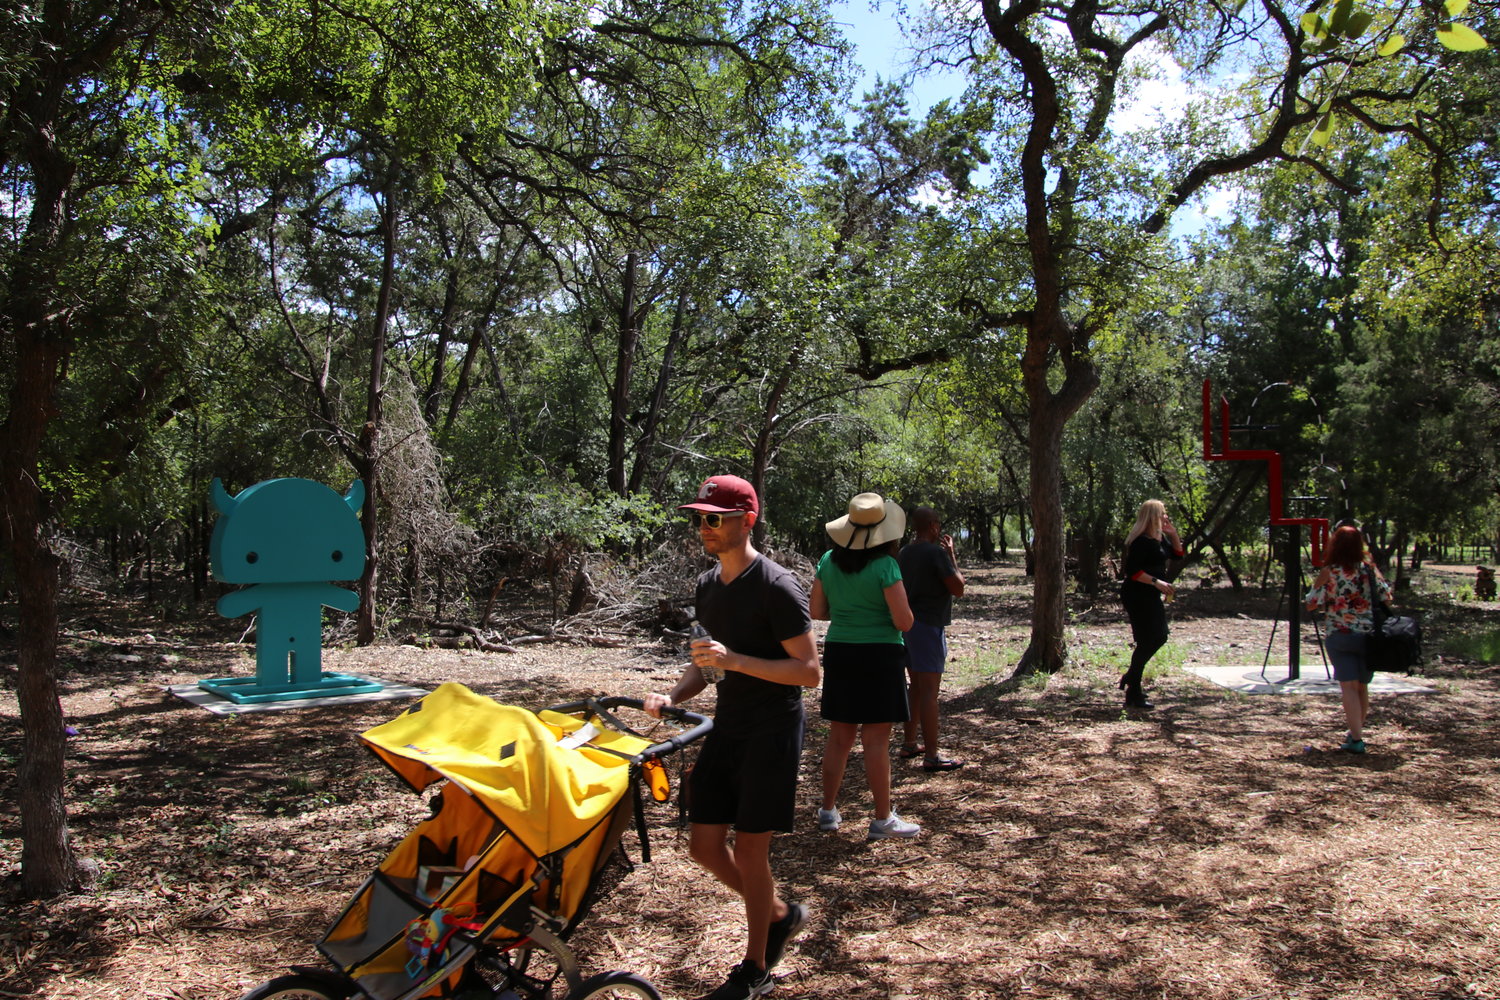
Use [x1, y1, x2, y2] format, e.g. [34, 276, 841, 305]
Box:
[200, 477, 383, 705]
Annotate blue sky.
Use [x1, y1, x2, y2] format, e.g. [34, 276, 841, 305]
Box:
[830, 0, 969, 114]
[828, 1, 1235, 233]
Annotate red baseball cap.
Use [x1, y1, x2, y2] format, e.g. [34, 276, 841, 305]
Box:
[679, 475, 759, 516]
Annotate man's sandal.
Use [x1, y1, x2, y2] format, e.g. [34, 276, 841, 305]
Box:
[922, 757, 964, 772]
[897, 744, 923, 759]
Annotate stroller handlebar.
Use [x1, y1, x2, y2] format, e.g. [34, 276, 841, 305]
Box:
[545, 695, 713, 759]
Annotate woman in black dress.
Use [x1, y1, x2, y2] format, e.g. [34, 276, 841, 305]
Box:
[1119, 499, 1183, 709]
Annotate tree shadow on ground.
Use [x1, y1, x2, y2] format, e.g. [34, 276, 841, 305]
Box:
[2, 587, 1499, 1000]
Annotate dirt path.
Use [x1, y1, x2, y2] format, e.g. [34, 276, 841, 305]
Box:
[2, 564, 1498, 1000]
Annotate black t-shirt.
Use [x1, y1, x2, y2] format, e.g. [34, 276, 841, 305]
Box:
[1122, 534, 1174, 592]
[898, 540, 956, 626]
[695, 554, 811, 737]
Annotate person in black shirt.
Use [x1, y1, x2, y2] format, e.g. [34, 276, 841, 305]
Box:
[896, 507, 965, 771]
[645, 475, 820, 1000]
[1118, 499, 1183, 709]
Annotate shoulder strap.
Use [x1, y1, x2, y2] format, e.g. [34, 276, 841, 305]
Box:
[1361, 563, 1388, 623]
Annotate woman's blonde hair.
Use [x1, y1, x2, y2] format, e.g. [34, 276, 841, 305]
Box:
[1124, 499, 1165, 547]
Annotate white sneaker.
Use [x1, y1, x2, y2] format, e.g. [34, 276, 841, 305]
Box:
[867, 811, 920, 840]
[864, 809, 918, 839]
[817, 807, 842, 831]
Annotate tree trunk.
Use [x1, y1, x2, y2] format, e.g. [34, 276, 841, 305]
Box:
[1013, 395, 1072, 677]
[14, 564, 77, 896]
[356, 179, 399, 645]
[606, 252, 640, 497]
[627, 288, 690, 495]
[1211, 541, 1242, 590]
[0, 84, 91, 893]
[191, 492, 210, 601]
[422, 252, 462, 427]
[441, 279, 504, 440]
[1390, 523, 1409, 589]
[1008, 314, 1098, 679]
[3, 332, 86, 897]
[749, 346, 803, 549]
[970, 505, 995, 560]
[2, 212, 80, 896]
[1018, 501, 1034, 574]
[1075, 529, 1103, 596]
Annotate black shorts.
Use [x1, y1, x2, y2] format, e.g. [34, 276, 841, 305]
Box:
[820, 641, 910, 724]
[688, 713, 805, 833]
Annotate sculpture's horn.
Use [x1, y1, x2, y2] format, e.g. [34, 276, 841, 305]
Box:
[210, 478, 237, 515]
[344, 480, 366, 512]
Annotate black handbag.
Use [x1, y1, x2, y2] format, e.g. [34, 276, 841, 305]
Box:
[1361, 565, 1422, 673]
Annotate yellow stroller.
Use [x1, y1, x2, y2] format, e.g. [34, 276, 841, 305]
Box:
[240, 682, 711, 1000]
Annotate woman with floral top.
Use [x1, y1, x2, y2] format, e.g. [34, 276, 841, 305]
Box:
[1305, 524, 1394, 754]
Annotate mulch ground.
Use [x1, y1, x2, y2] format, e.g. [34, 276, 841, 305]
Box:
[2, 561, 1498, 1000]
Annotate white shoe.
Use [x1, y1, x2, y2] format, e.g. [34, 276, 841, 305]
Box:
[817, 807, 842, 831]
[867, 811, 920, 840]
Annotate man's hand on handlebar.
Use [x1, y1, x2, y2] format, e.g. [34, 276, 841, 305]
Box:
[643, 692, 673, 718]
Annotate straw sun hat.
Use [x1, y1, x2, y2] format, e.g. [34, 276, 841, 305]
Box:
[825, 492, 906, 550]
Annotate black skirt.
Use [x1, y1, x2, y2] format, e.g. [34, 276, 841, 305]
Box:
[819, 641, 910, 723]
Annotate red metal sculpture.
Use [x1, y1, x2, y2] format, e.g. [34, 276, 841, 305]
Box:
[1201, 379, 1331, 680]
[1201, 379, 1329, 565]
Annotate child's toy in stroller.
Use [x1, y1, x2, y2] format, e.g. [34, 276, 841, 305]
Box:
[239, 682, 711, 1000]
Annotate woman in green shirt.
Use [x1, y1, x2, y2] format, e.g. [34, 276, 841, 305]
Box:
[810, 493, 919, 840]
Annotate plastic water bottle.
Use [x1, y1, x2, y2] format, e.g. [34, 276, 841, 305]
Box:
[690, 622, 724, 684]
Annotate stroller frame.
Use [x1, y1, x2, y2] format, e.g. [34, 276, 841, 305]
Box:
[240, 687, 711, 1000]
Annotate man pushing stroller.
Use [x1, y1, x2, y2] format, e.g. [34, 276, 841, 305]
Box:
[646, 475, 820, 1000]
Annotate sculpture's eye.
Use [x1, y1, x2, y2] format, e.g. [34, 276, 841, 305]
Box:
[246, 552, 259, 564]
[331, 550, 343, 562]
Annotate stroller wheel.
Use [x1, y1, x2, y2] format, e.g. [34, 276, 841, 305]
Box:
[238, 973, 352, 1000]
[565, 970, 661, 1000]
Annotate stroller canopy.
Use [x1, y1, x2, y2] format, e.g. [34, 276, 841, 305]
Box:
[318, 684, 670, 1000]
[360, 682, 652, 859]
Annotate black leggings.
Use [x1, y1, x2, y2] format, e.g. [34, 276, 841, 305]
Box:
[1120, 585, 1168, 688]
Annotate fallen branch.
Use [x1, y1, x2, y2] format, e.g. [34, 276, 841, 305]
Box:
[405, 620, 519, 653]
[510, 633, 628, 648]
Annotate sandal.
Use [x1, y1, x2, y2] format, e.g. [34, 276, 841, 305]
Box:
[922, 757, 964, 772]
[897, 744, 923, 759]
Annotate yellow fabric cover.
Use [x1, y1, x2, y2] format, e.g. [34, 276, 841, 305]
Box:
[359, 682, 651, 857]
[320, 685, 655, 999]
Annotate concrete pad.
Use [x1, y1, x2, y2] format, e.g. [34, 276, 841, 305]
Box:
[168, 674, 427, 714]
[1184, 664, 1439, 696]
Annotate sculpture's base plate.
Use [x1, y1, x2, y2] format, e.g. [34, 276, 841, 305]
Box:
[198, 672, 384, 704]
[173, 674, 426, 713]
[1184, 664, 1438, 695]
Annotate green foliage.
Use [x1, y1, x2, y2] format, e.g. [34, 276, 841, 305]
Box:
[492, 485, 671, 552]
[1444, 629, 1500, 662]
[1295, 0, 1489, 150]
[4, 0, 1497, 627]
